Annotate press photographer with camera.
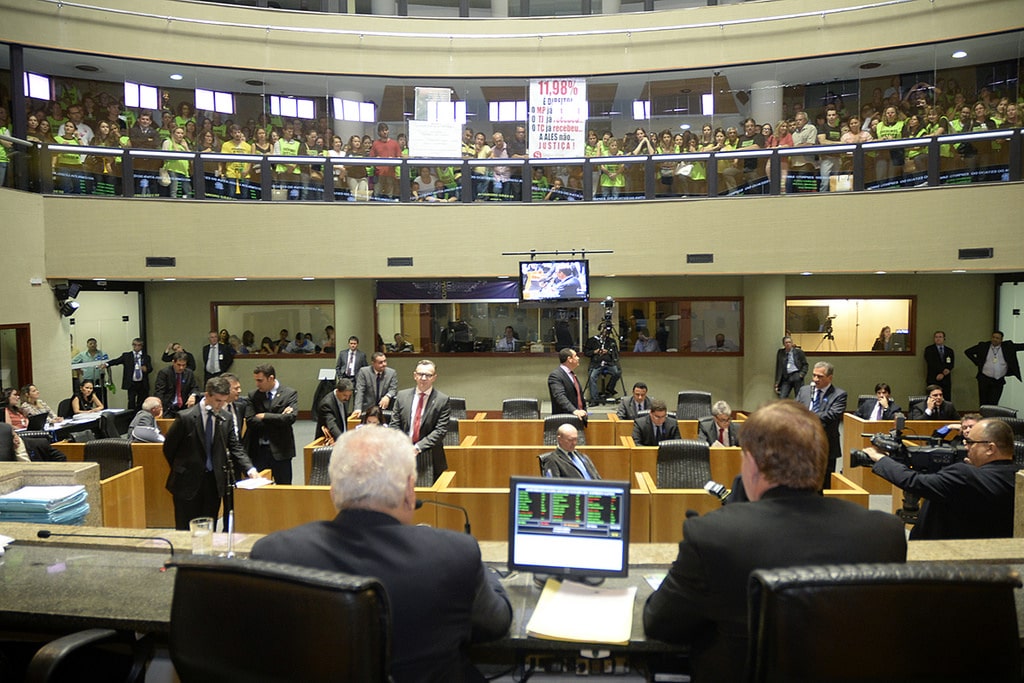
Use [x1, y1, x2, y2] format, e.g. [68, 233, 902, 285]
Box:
[864, 418, 1018, 540]
[583, 298, 622, 406]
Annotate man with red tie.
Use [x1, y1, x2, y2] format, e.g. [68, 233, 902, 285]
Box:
[154, 351, 197, 417]
[390, 360, 450, 484]
[547, 348, 588, 423]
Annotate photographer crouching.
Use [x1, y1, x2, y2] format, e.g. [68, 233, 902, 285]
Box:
[864, 418, 1018, 539]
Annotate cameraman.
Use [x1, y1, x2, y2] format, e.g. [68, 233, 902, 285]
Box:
[865, 418, 1018, 539]
[583, 322, 621, 406]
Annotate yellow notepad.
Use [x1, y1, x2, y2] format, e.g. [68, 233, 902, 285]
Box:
[525, 578, 637, 645]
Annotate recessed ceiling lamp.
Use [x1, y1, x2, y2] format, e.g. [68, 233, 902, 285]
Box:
[859, 62, 882, 70]
[75, 64, 100, 73]
[952, 50, 967, 59]
[245, 79, 265, 87]
[679, 123, 691, 130]
[800, 272, 813, 276]
[169, 73, 184, 81]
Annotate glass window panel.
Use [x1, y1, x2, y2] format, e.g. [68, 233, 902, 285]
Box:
[785, 298, 915, 353]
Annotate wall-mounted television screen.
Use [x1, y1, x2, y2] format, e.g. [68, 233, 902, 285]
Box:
[518, 260, 589, 307]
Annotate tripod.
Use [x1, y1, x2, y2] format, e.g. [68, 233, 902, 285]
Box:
[814, 325, 838, 351]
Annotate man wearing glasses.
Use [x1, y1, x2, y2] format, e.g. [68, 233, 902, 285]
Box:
[390, 360, 450, 484]
[865, 418, 1018, 539]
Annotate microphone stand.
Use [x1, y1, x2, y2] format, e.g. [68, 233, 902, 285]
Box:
[216, 410, 238, 559]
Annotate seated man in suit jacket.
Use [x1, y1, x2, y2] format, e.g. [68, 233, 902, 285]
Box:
[390, 360, 450, 483]
[539, 424, 601, 479]
[128, 396, 165, 443]
[632, 398, 680, 446]
[616, 381, 652, 420]
[251, 426, 511, 682]
[854, 382, 903, 421]
[643, 400, 907, 683]
[698, 400, 741, 447]
[316, 377, 353, 444]
[909, 384, 958, 420]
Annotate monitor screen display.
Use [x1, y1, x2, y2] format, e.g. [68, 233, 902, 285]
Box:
[507, 476, 630, 579]
[518, 260, 589, 306]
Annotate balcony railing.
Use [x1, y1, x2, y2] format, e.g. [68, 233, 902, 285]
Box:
[5, 128, 1020, 203]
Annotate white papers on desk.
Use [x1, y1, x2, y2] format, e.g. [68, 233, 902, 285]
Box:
[235, 477, 272, 490]
[525, 578, 637, 645]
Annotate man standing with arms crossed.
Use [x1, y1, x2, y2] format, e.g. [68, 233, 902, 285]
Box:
[244, 364, 298, 485]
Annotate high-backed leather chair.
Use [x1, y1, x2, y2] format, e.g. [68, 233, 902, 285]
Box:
[84, 438, 134, 480]
[308, 445, 332, 486]
[543, 414, 586, 445]
[995, 416, 1024, 439]
[676, 391, 712, 421]
[168, 557, 392, 682]
[443, 419, 461, 447]
[747, 562, 1022, 683]
[981, 404, 1018, 419]
[448, 397, 467, 420]
[655, 438, 711, 488]
[856, 394, 874, 414]
[502, 398, 540, 420]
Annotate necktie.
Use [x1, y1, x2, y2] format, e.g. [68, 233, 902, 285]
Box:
[412, 392, 426, 442]
[871, 403, 883, 420]
[175, 373, 182, 407]
[376, 373, 384, 401]
[719, 426, 726, 446]
[655, 425, 663, 442]
[133, 352, 142, 381]
[811, 389, 821, 412]
[204, 409, 215, 471]
[570, 452, 591, 479]
[207, 345, 218, 374]
[347, 351, 355, 375]
[569, 372, 583, 410]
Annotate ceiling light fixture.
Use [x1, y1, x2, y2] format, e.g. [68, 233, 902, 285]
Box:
[952, 51, 967, 59]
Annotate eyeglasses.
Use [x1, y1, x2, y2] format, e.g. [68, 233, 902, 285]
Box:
[963, 438, 993, 446]
[414, 373, 435, 379]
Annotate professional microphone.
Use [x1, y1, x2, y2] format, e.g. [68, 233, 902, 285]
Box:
[415, 499, 471, 535]
[37, 529, 176, 557]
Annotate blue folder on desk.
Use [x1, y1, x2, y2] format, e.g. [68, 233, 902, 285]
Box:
[0, 485, 90, 525]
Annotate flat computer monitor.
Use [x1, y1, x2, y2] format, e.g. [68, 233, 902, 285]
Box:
[507, 476, 630, 580]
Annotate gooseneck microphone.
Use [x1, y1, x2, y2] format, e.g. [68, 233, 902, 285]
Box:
[415, 499, 472, 535]
[37, 529, 176, 556]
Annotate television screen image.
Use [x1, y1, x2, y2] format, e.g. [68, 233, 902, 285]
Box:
[519, 260, 589, 306]
[507, 476, 630, 580]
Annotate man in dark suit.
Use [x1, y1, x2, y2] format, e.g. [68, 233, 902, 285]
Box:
[163, 377, 261, 530]
[854, 382, 903, 421]
[796, 361, 847, 489]
[633, 399, 680, 446]
[316, 377, 353, 444]
[697, 400, 741, 446]
[615, 382, 652, 420]
[773, 335, 808, 399]
[643, 400, 906, 683]
[390, 360, 450, 483]
[964, 331, 1023, 406]
[221, 373, 246, 440]
[335, 335, 368, 381]
[154, 352, 199, 417]
[909, 384, 958, 420]
[539, 424, 601, 479]
[250, 426, 511, 681]
[104, 337, 152, 411]
[351, 352, 398, 420]
[244, 363, 298, 485]
[868, 418, 1018, 539]
[923, 330, 954, 399]
[547, 348, 588, 422]
[201, 331, 234, 383]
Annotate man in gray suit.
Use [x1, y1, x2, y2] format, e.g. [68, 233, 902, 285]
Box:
[774, 336, 808, 399]
[796, 362, 847, 489]
[698, 400, 741, 447]
[390, 360, 450, 483]
[352, 352, 398, 420]
[128, 396, 165, 443]
[616, 381, 652, 420]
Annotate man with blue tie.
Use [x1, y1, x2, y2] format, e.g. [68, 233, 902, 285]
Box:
[796, 361, 847, 490]
[163, 377, 261, 531]
[539, 424, 601, 479]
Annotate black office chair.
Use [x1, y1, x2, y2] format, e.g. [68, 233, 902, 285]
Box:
[543, 414, 586, 446]
[443, 419, 461, 447]
[981, 404, 1018, 419]
[994, 416, 1024, 440]
[502, 398, 541, 420]
[448, 397, 467, 420]
[856, 394, 874, 414]
[747, 562, 1022, 683]
[83, 438, 134, 480]
[24, 630, 153, 683]
[56, 398, 74, 420]
[907, 395, 926, 415]
[676, 391, 712, 421]
[415, 450, 434, 487]
[168, 557, 392, 683]
[1012, 440, 1024, 468]
[655, 438, 711, 488]
[308, 445, 332, 486]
